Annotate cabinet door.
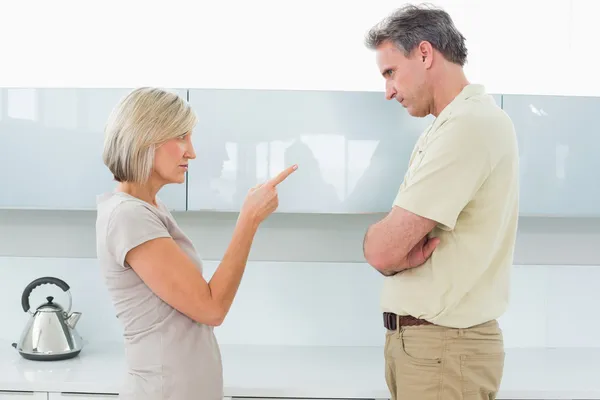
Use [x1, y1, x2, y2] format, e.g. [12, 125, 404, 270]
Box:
[0, 88, 187, 211]
[48, 393, 117, 399]
[187, 88, 433, 213]
[0, 392, 47, 399]
[502, 94, 600, 217]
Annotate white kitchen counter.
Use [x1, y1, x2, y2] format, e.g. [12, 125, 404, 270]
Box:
[1, 341, 599, 399]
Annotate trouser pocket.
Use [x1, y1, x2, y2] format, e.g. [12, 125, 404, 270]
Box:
[393, 328, 445, 400]
[460, 351, 505, 399]
[399, 328, 443, 365]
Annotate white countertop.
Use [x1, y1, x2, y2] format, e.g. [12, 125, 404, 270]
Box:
[1, 341, 600, 399]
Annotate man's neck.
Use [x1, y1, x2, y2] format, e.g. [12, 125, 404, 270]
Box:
[430, 65, 470, 117]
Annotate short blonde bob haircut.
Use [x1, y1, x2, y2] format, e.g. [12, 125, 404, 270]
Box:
[102, 87, 197, 183]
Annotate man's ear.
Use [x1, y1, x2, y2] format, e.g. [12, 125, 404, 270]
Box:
[417, 41, 434, 69]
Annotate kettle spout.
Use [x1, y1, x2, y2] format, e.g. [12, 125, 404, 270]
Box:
[66, 312, 82, 329]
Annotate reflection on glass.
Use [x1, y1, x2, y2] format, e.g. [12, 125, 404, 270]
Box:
[528, 103, 548, 117]
[187, 88, 433, 213]
[347, 139, 379, 197]
[256, 142, 269, 182]
[220, 142, 238, 203]
[504, 94, 600, 216]
[298, 134, 345, 200]
[268, 140, 293, 178]
[277, 138, 340, 211]
[8, 89, 37, 121]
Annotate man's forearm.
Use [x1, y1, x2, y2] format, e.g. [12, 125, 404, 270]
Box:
[363, 226, 411, 274]
[362, 206, 439, 276]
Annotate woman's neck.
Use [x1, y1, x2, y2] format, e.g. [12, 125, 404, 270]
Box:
[117, 181, 162, 207]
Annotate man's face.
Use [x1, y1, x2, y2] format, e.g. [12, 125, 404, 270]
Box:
[376, 41, 429, 117]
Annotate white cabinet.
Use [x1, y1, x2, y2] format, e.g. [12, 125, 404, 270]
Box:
[0, 88, 187, 211]
[187, 89, 503, 214]
[0, 392, 47, 399]
[187, 88, 433, 213]
[48, 394, 117, 399]
[503, 94, 600, 217]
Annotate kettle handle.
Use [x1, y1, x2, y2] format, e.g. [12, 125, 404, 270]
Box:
[21, 277, 71, 314]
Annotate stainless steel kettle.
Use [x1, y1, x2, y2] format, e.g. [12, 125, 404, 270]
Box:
[12, 276, 83, 361]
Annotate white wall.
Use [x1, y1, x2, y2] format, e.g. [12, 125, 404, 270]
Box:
[1, 210, 600, 350]
[1, 254, 598, 350]
[1, 0, 598, 95]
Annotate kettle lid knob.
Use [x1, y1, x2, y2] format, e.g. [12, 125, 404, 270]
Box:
[21, 277, 72, 315]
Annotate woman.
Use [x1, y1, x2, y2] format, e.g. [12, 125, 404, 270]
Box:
[95, 87, 297, 399]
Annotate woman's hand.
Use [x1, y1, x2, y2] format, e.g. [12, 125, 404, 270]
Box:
[240, 164, 298, 224]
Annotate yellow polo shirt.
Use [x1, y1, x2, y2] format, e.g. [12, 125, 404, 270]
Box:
[381, 84, 519, 328]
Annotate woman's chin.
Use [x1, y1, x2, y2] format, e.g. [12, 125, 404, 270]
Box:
[160, 175, 186, 186]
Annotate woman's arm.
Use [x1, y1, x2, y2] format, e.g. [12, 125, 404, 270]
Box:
[122, 165, 297, 326]
[125, 212, 258, 326]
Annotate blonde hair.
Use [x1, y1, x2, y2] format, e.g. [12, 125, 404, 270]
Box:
[102, 87, 197, 183]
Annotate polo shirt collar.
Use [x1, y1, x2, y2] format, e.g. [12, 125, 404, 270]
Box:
[435, 83, 485, 122]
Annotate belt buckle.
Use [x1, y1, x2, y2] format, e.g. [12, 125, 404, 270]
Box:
[384, 312, 397, 331]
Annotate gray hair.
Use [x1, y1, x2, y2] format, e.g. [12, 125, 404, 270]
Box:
[365, 3, 468, 66]
[102, 87, 197, 183]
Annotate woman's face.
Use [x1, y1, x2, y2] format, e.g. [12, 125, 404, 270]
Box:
[153, 133, 196, 185]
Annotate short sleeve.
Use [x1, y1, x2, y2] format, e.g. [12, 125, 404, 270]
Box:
[393, 117, 491, 230]
[105, 201, 172, 267]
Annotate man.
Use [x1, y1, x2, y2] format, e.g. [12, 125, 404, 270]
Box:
[362, 4, 519, 400]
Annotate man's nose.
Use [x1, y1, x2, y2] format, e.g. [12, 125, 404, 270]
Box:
[385, 82, 396, 101]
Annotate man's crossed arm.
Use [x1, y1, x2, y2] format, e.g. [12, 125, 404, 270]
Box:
[363, 206, 440, 276]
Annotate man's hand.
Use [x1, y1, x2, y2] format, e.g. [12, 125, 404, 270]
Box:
[405, 235, 440, 269]
[376, 235, 440, 276]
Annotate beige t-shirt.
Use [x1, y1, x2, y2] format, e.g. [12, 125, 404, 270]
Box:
[96, 191, 223, 400]
[381, 84, 519, 328]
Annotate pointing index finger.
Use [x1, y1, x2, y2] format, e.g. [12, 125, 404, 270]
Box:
[268, 164, 298, 186]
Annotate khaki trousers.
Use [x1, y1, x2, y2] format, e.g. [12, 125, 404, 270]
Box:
[384, 319, 505, 400]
